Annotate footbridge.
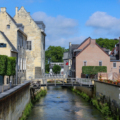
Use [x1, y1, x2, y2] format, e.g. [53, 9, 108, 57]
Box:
[31, 77, 96, 89]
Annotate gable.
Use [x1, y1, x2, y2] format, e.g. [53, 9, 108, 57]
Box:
[77, 37, 91, 50]
[0, 32, 17, 52]
[14, 7, 40, 31]
[76, 43, 109, 61]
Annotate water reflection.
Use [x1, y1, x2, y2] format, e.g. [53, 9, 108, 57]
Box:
[27, 87, 105, 120]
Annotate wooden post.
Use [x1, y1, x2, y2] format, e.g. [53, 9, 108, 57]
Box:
[55, 79, 56, 86]
[46, 78, 47, 86]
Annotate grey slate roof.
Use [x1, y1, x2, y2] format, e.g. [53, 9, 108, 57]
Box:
[0, 31, 18, 53]
[35, 21, 45, 27]
[71, 44, 80, 52]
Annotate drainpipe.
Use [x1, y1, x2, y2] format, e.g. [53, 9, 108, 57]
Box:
[16, 53, 18, 85]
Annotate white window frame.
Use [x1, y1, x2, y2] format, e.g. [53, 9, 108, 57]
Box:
[113, 62, 116, 68]
[83, 61, 87, 66]
[99, 61, 102, 66]
[26, 41, 32, 50]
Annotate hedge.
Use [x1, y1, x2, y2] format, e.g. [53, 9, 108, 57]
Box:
[0, 55, 8, 75]
[82, 66, 107, 75]
[0, 55, 16, 76]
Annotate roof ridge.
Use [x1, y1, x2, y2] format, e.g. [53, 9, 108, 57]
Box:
[0, 31, 18, 52]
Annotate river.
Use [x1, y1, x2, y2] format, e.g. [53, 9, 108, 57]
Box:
[27, 87, 105, 120]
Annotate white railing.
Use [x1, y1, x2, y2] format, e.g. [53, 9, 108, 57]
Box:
[45, 74, 65, 78]
[30, 78, 96, 88]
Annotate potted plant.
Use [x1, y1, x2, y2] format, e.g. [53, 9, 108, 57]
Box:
[114, 80, 118, 85]
[107, 79, 110, 83]
[117, 80, 120, 86]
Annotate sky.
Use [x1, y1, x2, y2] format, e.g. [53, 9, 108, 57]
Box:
[0, 0, 120, 49]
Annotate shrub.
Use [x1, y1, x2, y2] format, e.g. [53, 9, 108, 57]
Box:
[0, 55, 7, 76]
[52, 65, 61, 74]
[82, 66, 107, 77]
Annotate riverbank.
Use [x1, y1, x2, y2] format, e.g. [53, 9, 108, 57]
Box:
[71, 87, 119, 120]
[19, 89, 47, 120]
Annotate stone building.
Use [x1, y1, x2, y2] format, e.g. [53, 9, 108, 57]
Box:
[0, 7, 27, 84]
[14, 7, 46, 80]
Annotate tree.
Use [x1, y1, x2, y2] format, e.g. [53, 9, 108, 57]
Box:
[52, 65, 61, 74]
[45, 46, 69, 64]
[45, 64, 49, 73]
[96, 38, 119, 51]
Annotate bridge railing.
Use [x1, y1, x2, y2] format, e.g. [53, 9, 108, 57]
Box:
[44, 74, 65, 78]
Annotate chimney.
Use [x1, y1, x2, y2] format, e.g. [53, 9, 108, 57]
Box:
[1, 7, 6, 12]
[15, 7, 18, 14]
[69, 42, 71, 58]
[119, 37, 120, 60]
[90, 39, 96, 45]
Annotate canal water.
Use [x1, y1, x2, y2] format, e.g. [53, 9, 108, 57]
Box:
[27, 87, 105, 120]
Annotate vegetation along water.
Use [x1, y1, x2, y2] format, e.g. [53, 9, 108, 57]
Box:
[27, 87, 105, 120]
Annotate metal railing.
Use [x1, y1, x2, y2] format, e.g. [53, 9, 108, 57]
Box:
[45, 74, 65, 78]
[30, 78, 97, 88]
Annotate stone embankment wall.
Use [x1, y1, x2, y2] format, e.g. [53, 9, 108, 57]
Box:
[0, 81, 30, 120]
[74, 86, 93, 97]
[95, 81, 120, 115]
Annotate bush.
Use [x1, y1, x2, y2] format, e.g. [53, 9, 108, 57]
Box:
[52, 65, 61, 74]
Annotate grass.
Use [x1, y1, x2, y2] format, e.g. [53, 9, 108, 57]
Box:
[19, 89, 47, 120]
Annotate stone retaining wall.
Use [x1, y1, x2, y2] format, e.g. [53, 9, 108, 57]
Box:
[95, 81, 120, 116]
[0, 81, 30, 120]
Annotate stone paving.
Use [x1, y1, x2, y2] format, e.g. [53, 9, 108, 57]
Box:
[0, 85, 10, 93]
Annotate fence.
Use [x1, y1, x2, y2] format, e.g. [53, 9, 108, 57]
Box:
[98, 72, 120, 80]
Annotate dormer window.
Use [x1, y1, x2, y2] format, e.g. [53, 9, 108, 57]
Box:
[7, 25, 10, 29]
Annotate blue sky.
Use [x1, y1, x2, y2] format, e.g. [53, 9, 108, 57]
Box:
[1, 0, 120, 49]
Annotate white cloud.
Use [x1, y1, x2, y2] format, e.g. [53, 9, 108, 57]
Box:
[46, 36, 86, 49]
[32, 12, 82, 48]
[86, 11, 120, 36]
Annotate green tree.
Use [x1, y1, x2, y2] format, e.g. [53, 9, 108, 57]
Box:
[52, 65, 61, 74]
[96, 38, 119, 51]
[45, 46, 68, 64]
[45, 64, 49, 73]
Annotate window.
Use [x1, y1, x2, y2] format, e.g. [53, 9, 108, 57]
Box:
[0, 43, 6, 47]
[99, 61, 102, 66]
[84, 61, 87, 66]
[27, 41, 32, 50]
[7, 25, 10, 29]
[113, 62, 116, 68]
